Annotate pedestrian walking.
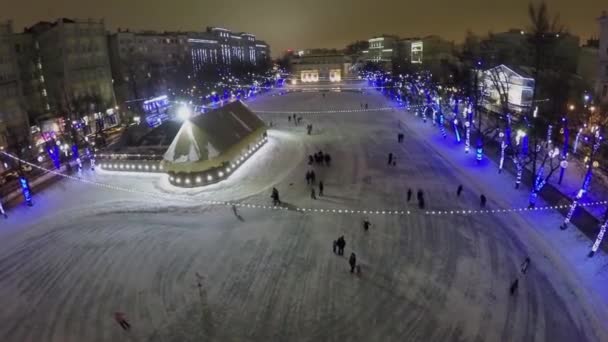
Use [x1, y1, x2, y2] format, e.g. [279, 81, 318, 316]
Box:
[419, 198, 425, 209]
[308, 155, 314, 165]
[407, 188, 412, 202]
[365, 103, 368, 109]
[319, 181, 324, 196]
[311, 188, 317, 200]
[520, 257, 531, 274]
[457, 185, 463, 197]
[480, 194, 487, 208]
[324, 154, 331, 166]
[388, 153, 393, 165]
[509, 278, 519, 295]
[306, 171, 311, 185]
[392, 157, 397, 167]
[307, 124, 312, 135]
[114, 312, 131, 331]
[417, 189, 423, 201]
[363, 219, 371, 231]
[271, 187, 281, 205]
[288, 115, 291, 122]
[337, 236, 346, 255]
[349, 253, 357, 273]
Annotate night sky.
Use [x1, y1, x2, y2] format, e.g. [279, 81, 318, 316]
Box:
[3, 0, 606, 56]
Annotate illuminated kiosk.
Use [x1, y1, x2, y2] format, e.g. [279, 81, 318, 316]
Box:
[163, 101, 267, 187]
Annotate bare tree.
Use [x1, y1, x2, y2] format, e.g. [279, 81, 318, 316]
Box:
[527, 0, 564, 179]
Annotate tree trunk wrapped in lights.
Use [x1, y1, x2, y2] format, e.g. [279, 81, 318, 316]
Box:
[561, 129, 602, 230]
[589, 209, 608, 257]
[529, 148, 560, 207]
[558, 118, 569, 184]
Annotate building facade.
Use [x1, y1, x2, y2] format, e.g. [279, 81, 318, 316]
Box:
[28, 19, 117, 133]
[108, 30, 191, 103]
[290, 53, 353, 83]
[0, 21, 30, 149]
[109, 26, 271, 104]
[598, 11, 608, 104]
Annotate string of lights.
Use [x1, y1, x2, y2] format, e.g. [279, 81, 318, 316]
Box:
[2, 151, 606, 219]
[254, 105, 425, 115]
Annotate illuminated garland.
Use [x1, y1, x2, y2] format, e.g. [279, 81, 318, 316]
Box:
[1, 151, 606, 218]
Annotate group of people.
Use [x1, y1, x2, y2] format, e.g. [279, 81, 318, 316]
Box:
[397, 133, 404, 143]
[457, 184, 488, 208]
[309, 151, 331, 166]
[288, 114, 303, 125]
[405, 188, 425, 209]
[332, 236, 359, 274]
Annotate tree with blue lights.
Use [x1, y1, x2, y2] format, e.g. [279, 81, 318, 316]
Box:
[561, 128, 603, 230]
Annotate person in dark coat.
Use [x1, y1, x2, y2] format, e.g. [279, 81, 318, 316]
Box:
[510, 278, 519, 295]
[114, 312, 131, 331]
[271, 187, 281, 205]
[480, 194, 487, 208]
[407, 188, 412, 202]
[336, 236, 346, 255]
[308, 155, 314, 165]
[457, 185, 463, 197]
[363, 219, 371, 231]
[388, 153, 393, 165]
[311, 188, 317, 200]
[521, 257, 531, 274]
[324, 154, 331, 166]
[418, 198, 425, 209]
[319, 181, 324, 196]
[417, 190, 423, 201]
[288, 116, 291, 122]
[310, 170, 316, 184]
[349, 253, 357, 273]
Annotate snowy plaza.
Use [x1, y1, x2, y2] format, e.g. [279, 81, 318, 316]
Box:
[1, 85, 608, 342]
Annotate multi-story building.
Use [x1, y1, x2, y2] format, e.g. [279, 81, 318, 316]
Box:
[189, 27, 269, 69]
[109, 26, 271, 104]
[0, 21, 30, 149]
[362, 35, 398, 63]
[13, 32, 51, 124]
[290, 52, 353, 83]
[27, 18, 117, 133]
[598, 11, 608, 104]
[108, 30, 191, 103]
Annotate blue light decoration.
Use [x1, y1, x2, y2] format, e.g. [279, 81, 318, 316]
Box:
[514, 130, 528, 189]
[19, 176, 33, 206]
[561, 130, 602, 230]
[558, 117, 569, 184]
[498, 132, 507, 173]
[47, 144, 61, 169]
[573, 126, 583, 153]
[86, 147, 95, 170]
[589, 209, 608, 257]
[475, 139, 483, 162]
[464, 104, 472, 153]
[452, 98, 461, 143]
[437, 105, 447, 139]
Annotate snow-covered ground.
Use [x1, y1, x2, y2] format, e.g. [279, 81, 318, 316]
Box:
[0, 84, 606, 341]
